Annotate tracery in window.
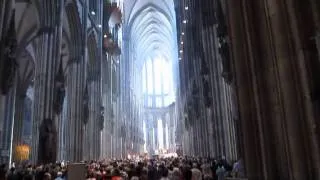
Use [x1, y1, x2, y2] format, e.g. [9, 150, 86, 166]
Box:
[142, 57, 175, 108]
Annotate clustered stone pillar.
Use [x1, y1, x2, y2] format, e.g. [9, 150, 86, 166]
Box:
[31, 0, 64, 164]
[226, 0, 320, 179]
[57, 97, 67, 161]
[0, 79, 17, 163]
[153, 117, 158, 151]
[0, 0, 15, 164]
[146, 120, 154, 154]
[12, 93, 26, 160]
[114, 101, 121, 159]
[0, 0, 14, 41]
[202, 19, 237, 159]
[101, 54, 112, 159]
[162, 115, 167, 149]
[99, 55, 124, 159]
[66, 60, 85, 162]
[86, 76, 101, 160]
[167, 111, 174, 152]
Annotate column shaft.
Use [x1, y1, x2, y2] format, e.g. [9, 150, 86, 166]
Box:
[0, 80, 16, 164]
[31, 0, 63, 164]
[87, 80, 101, 160]
[12, 95, 25, 160]
[66, 61, 85, 162]
[153, 118, 158, 151]
[162, 118, 167, 149]
[0, 0, 14, 41]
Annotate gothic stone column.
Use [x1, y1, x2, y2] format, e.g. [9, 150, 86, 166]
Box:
[226, 1, 263, 178]
[66, 60, 85, 162]
[0, 78, 17, 164]
[12, 93, 26, 161]
[0, 0, 14, 42]
[162, 115, 167, 149]
[87, 78, 101, 160]
[153, 117, 158, 151]
[31, 0, 64, 164]
[227, 0, 318, 179]
[146, 119, 153, 154]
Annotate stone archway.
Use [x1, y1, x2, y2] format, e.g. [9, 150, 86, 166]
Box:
[0, 0, 40, 164]
[12, 46, 35, 162]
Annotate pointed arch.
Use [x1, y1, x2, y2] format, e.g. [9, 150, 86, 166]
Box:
[127, 3, 178, 73]
[65, 2, 83, 60]
[16, 45, 36, 95]
[127, 3, 173, 36]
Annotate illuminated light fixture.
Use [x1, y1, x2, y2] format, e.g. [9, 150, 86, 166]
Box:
[181, 41, 184, 45]
[183, 20, 187, 24]
[185, 6, 189, 10]
[179, 50, 183, 53]
[182, 32, 185, 35]
[104, 34, 107, 38]
[98, 24, 102, 28]
[91, 11, 96, 15]
[179, 57, 182, 60]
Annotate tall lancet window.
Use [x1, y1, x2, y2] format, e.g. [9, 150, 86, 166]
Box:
[142, 56, 175, 108]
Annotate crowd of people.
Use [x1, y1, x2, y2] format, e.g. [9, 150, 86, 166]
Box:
[0, 156, 244, 180]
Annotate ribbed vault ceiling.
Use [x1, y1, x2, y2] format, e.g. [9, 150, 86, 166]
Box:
[126, 0, 177, 68]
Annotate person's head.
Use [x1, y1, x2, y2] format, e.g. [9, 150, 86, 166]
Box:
[192, 163, 198, 169]
[57, 171, 63, 177]
[43, 172, 52, 180]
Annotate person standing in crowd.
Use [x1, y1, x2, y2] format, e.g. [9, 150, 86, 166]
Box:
[216, 164, 226, 180]
[191, 163, 202, 180]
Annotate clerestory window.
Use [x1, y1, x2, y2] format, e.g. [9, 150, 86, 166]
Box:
[142, 56, 175, 108]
